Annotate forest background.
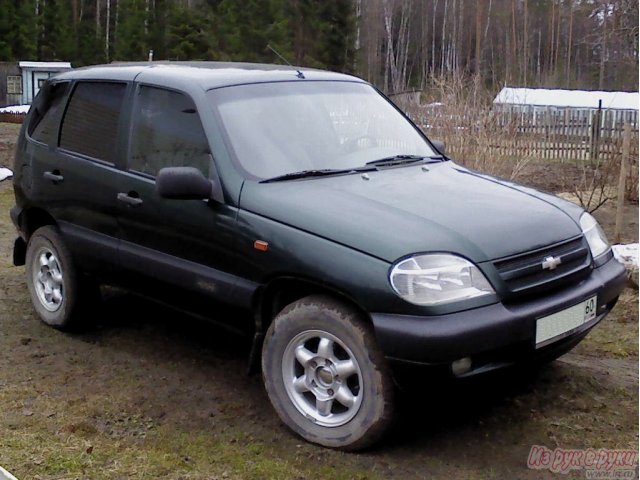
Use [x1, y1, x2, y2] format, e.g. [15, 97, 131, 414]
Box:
[0, 0, 637, 94]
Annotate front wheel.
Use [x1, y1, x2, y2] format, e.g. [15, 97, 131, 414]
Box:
[262, 295, 395, 450]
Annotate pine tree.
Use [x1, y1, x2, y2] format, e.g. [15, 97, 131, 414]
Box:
[38, 0, 74, 61]
[277, 0, 354, 71]
[316, 0, 355, 72]
[0, 1, 15, 60]
[217, 0, 287, 63]
[167, 3, 215, 60]
[76, 9, 104, 65]
[114, 0, 150, 60]
[13, 0, 38, 60]
[147, 0, 170, 61]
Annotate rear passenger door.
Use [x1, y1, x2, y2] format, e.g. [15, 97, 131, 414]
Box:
[24, 81, 72, 207]
[29, 80, 128, 273]
[116, 85, 246, 306]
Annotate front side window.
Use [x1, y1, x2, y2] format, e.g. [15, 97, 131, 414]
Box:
[129, 86, 210, 177]
[208, 81, 436, 180]
[60, 82, 127, 163]
[29, 82, 69, 145]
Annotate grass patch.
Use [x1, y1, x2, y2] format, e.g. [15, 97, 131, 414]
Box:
[576, 290, 639, 359]
[1, 415, 384, 480]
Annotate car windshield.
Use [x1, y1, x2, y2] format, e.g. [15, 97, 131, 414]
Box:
[208, 81, 437, 180]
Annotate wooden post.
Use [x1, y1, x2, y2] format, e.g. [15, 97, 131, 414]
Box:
[614, 123, 631, 243]
[590, 102, 602, 163]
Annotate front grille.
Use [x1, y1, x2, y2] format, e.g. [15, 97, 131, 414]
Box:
[493, 236, 592, 296]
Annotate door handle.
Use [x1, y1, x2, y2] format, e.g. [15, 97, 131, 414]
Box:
[117, 192, 143, 207]
[43, 171, 64, 184]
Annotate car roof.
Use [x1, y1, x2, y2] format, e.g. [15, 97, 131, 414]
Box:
[52, 61, 365, 90]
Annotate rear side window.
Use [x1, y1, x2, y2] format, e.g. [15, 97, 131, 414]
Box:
[129, 86, 210, 177]
[29, 82, 69, 145]
[60, 82, 126, 163]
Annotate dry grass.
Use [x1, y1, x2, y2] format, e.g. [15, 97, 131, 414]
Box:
[406, 75, 535, 181]
[404, 75, 638, 210]
[577, 290, 639, 358]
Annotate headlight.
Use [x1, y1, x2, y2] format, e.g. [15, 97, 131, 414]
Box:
[580, 212, 609, 258]
[390, 254, 495, 306]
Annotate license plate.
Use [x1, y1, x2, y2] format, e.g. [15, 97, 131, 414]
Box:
[535, 295, 597, 347]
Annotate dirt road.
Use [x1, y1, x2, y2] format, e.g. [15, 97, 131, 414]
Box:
[0, 123, 637, 479]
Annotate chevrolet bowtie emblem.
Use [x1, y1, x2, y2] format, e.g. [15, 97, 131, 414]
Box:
[542, 255, 562, 270]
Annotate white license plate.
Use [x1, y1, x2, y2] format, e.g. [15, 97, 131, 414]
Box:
[535, 295, 597, 347]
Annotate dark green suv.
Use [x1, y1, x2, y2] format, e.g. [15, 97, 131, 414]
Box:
[11, 62, 626, 450]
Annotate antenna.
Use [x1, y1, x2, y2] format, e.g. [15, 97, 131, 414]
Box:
[267, 44, 305, 79]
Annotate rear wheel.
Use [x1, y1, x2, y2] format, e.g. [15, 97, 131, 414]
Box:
[262, 295, 395, 450]
[25, 226, 99, 329]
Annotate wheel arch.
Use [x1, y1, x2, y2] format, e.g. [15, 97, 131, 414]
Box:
[13, 207, 58, 266]
[256, 276, 372, 331]
[21, 207, 58, 240]
[247, 275, 373, 374]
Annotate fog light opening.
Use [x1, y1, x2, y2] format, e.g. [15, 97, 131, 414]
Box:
[451, 357, 472, 376]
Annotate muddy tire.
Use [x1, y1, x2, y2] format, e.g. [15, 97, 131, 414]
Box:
[25, 226, 99, 330]
[262, 295, 395, 451]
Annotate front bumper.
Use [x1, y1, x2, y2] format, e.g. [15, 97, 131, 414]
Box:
[370, 257, 627, 376]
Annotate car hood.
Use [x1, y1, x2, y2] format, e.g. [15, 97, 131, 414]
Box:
[239, 161, 584, 263]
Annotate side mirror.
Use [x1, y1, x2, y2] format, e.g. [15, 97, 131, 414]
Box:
[431, 139, 446, 155]
[156, 167, 212, 200]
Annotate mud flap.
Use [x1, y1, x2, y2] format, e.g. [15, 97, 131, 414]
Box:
[13, 237, 26, 266]
[247, 331, 265, 375]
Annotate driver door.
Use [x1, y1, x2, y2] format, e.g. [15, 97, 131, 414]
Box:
[116, 85, 247, 307]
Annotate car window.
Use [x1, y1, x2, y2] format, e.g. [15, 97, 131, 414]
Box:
[59, 82, 127, 163]
[29, 82, 70, 145]
[209, 81, 435, 180]
[129, 86, 210, 177]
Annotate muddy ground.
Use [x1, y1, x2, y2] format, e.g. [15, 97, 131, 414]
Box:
[0, 123, 638, 479]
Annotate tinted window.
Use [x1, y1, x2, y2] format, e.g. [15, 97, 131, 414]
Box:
[30, 82, 69, 145]
[129, 86, 210, 177]
[60, 82, 126, 163]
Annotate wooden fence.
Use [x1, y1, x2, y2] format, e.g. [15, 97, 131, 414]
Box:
[410, 105, 639, 163]
[0, 112, 25, 124]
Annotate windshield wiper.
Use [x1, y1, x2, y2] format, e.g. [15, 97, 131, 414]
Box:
[259, 155, 442, 183]
[365, 154, 445, 167]
[260, 167, 375, 183]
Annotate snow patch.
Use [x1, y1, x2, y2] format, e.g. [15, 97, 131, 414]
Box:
[0, 167, 13, 182]
[0, 105, 30, 114]
[612, 243, 639, 267]
[0, 466, 19, 480]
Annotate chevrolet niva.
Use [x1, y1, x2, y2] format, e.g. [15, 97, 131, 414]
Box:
[10, 62, 626, 450]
